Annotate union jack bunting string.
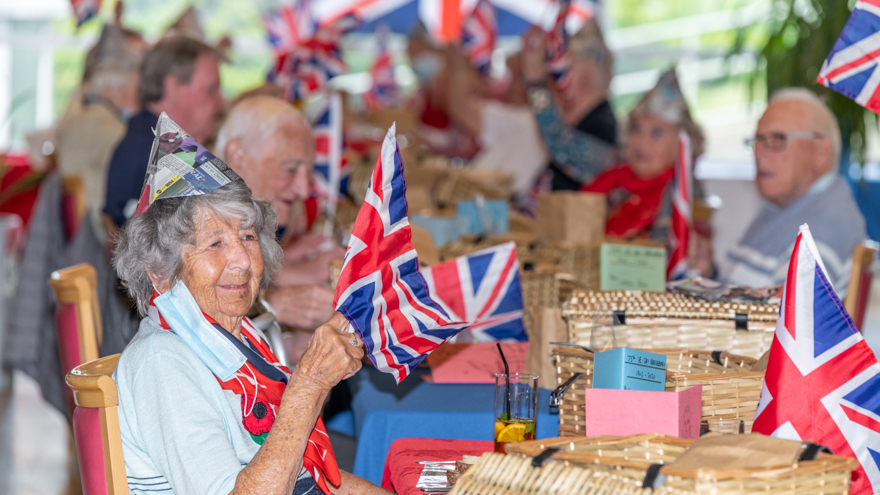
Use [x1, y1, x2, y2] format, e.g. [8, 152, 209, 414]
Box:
[753, 224, 880, 494]
[263, 0, 316, 55]
[71, 0, 101, 26]
[267, 14, 359, 102]
[461, 0, 497, 75]
[546, 0, 572, 87]
[817, 0, 880, 113]
[667, 130, 691, 280]
[420, 242, 528, 343]
[333, 124, 469, 384]
[363, 27, 398, 109]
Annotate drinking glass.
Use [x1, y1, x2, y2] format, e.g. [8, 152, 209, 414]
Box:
[494, 373, 538, 453]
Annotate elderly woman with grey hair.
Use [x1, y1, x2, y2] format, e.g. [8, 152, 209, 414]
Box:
[111, 114, 391, 495]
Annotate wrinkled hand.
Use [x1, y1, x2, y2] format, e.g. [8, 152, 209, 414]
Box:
[294, 312, 364, 392]
[522, 26, 548, 83]
[265, 285, 336, 329]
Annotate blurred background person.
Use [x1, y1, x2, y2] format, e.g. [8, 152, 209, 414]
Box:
[445, 45, 548, 206]
[522, 19, 618, 192]
[720, 88, 867, 293]
[55, 22, 144, 242]
[216, 96, 346, 361]
[407, 22, 479, 159]
[581, 69, 713, 277]
[103, 36, 226, 229]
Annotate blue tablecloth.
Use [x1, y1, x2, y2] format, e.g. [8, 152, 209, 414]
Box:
[327, 367, 558, 485]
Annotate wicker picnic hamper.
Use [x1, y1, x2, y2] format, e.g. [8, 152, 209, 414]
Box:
[448, 451, 664, 495]
[504, 435, 858, 494]
[553, 346, 763, 436]
[563, 290, 780, 322]
[567, 318, 777, 358]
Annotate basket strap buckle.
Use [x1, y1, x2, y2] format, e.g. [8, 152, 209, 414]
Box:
[531, 447, 560, 467]
[641, 463, 666, 490]
[799, 443, 833, 461]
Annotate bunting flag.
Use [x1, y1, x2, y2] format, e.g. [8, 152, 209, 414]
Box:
[333, 124, 469, 383]
[263, 0, 317, 55]
[267, 13, 360, 102]
[312, 91, 348, 217]
[817, 0, 880, 114]
[667, 129, 691, 280]
[753, 224, 880, 494]
[71, 0, 101, 26]
[461, 0, 497, 74]
[364, 26, 399, 109]
[546, 0, 572, 87]
[420, 242, 527, 342]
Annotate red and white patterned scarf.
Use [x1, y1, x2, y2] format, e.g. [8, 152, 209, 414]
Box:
[148, 292, 341, 494]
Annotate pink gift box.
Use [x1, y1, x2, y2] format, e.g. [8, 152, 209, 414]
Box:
[584, 385, 702, 439]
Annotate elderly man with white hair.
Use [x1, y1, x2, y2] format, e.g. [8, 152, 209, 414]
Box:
[216, 96, 345, 350]
[720, 88, 868, 294]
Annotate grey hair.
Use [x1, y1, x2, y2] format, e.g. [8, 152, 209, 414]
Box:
[112, 180, 283, 315]
[215, 96, 312, 161]
[769, 87, 842, 166]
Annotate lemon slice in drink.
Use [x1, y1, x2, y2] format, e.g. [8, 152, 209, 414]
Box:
[496, 423, 527, 443]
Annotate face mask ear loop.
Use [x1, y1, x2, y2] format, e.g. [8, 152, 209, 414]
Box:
[233, 373, 252, 417]
[245, 363, 258, 417]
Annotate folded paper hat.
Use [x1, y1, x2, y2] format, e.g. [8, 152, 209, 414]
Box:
[630, 68, 692, 125]
[83, 24, 143, 84]
[135, 112, 241, 215]
[163, 6, 206, 42]
[569, 18, 612, 74]
[630, 68, 705, 157]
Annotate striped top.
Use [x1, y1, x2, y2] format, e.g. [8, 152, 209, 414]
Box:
[720, 174, 867, 296]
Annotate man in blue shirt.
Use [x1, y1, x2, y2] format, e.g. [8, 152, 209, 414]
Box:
[103, 36, 226, 228]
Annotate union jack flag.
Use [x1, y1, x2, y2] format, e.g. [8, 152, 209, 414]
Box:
[461, 0, 497, 75]
[667, 130, 691, 280]
[364, 26, 398, 109]
[71, 0, 101, 26]
[312, 92, 348, 202]
[817, 0, 880, 113]
[753, 224, 880, 494]
[420, 242, 527, 342]
[546, 0, 572, 87]
[268, 13, 358, 102]
[333, 124, 469, 383]
[263, 0, 316, 55]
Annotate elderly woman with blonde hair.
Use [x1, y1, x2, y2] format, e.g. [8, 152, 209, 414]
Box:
[111, 113, 391, 495]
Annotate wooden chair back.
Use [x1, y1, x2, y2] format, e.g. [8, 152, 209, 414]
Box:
[66, 354, 127, 495]
[50, 263, 103, 415]
[844, 241, 879, 331]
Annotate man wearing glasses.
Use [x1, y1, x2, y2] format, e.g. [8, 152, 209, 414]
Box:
[720, 88, 867, 295]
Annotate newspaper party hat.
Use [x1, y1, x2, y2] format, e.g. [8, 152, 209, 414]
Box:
[135, 112, 241, 215]
[630, 68, 691, 125]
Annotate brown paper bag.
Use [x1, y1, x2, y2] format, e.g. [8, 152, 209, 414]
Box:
[535, 192, 606, 243]
[525, 307, 568, 390]
[668, 433, 804, 472]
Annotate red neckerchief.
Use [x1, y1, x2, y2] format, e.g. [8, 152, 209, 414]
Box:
[148, 293, 340, 494]
[581, 164, 675, 238]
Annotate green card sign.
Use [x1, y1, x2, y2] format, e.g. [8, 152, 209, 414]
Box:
[599, 243, 667, 292]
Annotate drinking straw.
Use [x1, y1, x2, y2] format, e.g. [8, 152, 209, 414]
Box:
[496, 343, 511, 419]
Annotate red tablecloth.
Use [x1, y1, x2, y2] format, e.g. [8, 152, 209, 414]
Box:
[381, 438, 493, 495]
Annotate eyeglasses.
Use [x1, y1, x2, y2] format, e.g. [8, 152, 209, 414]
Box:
[744, 131, 824, 152]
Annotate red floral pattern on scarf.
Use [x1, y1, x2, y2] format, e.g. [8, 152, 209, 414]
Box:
[149, 293, 340, 494]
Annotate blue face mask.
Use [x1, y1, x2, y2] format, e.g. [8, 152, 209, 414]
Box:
[154, 280, 246, 381]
